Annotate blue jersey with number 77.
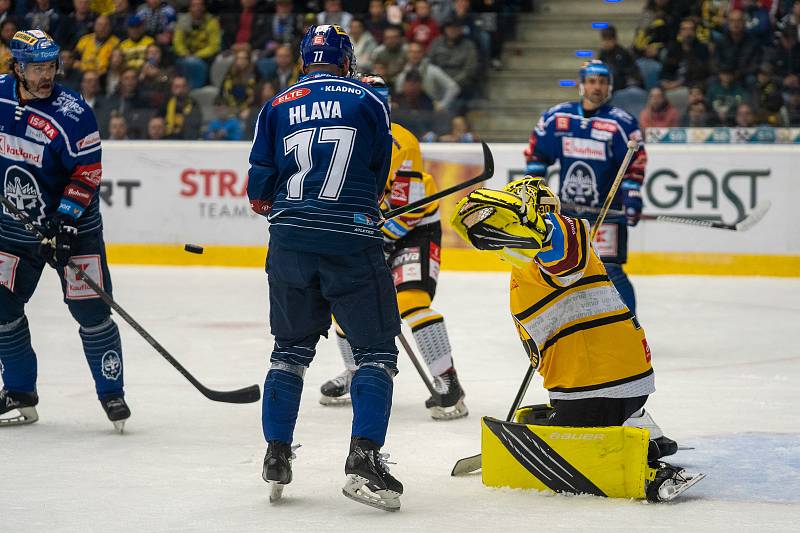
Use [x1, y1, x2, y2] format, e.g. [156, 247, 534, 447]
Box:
[247, 71, 393, 254]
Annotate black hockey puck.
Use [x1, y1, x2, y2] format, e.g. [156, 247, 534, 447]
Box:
[184, 244, 204, 254]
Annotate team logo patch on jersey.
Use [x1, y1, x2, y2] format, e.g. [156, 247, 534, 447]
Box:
[642, 339, 651, 363]
[390, 175, 410, 206]
[0, 133, 45, 167]
[101, 350, 122, 380]
[591, 120, 617, 133]
[590, 128, 612, 141]
[74, 163, 102, 188]
[0, 251, 20, 291]
[27, 114, 58, 140]
[53, 93, 84, 121]
[556, 117, 570, 131]
[273, 88, 312, 107]
[25, 125, 51, 144]
[429, 242, 441, 281]
[562, 137, 606, 161]
[65, 255, 103, 300]
[3, 166, 45, 223]
[562, 161, 599, 206]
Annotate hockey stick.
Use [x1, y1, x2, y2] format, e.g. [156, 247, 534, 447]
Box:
[450, 364, 535, 476]
[397, 332, 441, 402]
[563, 201, 772, 232]
[589, 140, 639, 242]
[0, 195, 261, 404]
[382, 141, 495, 221]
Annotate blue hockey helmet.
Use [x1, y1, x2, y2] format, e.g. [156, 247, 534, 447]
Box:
[579, 59, 613, 97]
[300, 24, 356, 77]
[10, 30, 60, 65]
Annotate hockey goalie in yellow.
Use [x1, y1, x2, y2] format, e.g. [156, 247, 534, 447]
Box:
[450, 176, 705, 502]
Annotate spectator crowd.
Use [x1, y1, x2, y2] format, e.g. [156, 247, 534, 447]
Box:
[602, 0, 800, 129]
[0, 0, 523, 141]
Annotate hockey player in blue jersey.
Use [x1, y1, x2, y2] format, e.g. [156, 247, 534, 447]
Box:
[248, 24, 403, 511]
[524, 60, 647, 314]
[0, 30, 129, 431]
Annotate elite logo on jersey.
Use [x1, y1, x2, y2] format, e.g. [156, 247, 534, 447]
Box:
[3, 165, 45, 223]
[101, 350, 122, 380]
[272, 87, 311, 107]
[562, 161, 599, 206]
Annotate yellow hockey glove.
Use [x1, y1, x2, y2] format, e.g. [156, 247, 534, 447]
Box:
[451, 188, 549, 267]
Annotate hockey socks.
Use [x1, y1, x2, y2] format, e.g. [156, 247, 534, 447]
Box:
[79, 318, 124, 399]
[406, 308, 453, 377]
[262, 366, 304, 444]
[0, 316, 38, 393]
[350, 365, 394, 446]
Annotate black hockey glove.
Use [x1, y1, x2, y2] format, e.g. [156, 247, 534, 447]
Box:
[39, 215, 78, 269]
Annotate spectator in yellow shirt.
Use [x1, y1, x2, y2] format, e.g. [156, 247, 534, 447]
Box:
[118, 14, 154, 69]
[173, 0, 221, 88]
[75, 15, 121, 73]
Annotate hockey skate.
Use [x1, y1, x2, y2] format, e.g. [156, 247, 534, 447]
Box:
[646, 462, 706, 502]
[342, 438, 403, 512]
[262, 440, 295, 503]
[100, 395, 130, 434]
[319, 370, 353, 406]
[0, 388, 39, 426]
[425, 368, 468, 421]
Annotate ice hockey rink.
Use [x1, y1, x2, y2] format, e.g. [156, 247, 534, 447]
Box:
[2, 266, 798, 532]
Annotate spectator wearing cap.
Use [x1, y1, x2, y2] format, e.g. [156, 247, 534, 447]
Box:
[75, 15, 121, 74]
[779, 85, 800, 125]
[427, 17, 479, 103]
[109, 0, 134, 39]
[350, 17, 377, 71]
[160, 75, 203, 139]
[173, 0, 222, 88]
[370, 24, 406, 85]
[220, 0, 269, 51]
[598, 25, 642, 91]
[317, 0, 352, 31]
[392, 69, 436, 138]
[365, 0, 388, 43]
[25, 0, 61, 36]
[406, 0, 439, 51]
[56, 0, 96, 50]
[706, 66, 750, 125]
[118, 13, 155, 69]
[137, 0, 177, 47]
[638, 86, 680, 129]
[395, 41, 459, 112]
[713, 9, 762, 83]
[766, 24, 800, 79]
[660, 18, 710, 91]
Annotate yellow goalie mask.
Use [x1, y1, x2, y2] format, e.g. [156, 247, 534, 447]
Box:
[450, 176, 555, 267]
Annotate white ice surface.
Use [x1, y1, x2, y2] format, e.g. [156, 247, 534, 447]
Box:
[2, 268, 799, 532]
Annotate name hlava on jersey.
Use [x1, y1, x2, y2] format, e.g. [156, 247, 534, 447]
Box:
[289, 100, 343, 125]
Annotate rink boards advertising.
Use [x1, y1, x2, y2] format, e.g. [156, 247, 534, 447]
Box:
[99, 142, 799, 276]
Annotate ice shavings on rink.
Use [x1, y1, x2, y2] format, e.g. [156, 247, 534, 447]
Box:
[1, 268, 798, 532]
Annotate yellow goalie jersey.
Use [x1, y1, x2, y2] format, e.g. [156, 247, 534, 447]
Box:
[511, 213, 655, 400]
[381, 124, 440, 240]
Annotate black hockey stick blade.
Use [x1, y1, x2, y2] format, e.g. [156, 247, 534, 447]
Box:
[0, 195, 261, 405]
[383, 141, 494, 221]
[450, 365, 536, 476]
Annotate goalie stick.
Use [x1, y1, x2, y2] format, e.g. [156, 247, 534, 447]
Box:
[563, 201, 771, 232]
[383, 141, 495, 221]
[450, 364, 535, 476]
[0, 194, 261, 405]
[590, 140, 639, 242]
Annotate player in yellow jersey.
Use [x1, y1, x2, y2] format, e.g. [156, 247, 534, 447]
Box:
[319, 75, 468, 421]
[451, 176, 677, 460]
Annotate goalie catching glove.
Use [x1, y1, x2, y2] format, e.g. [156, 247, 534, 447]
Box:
[451, 176, 557, 267]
